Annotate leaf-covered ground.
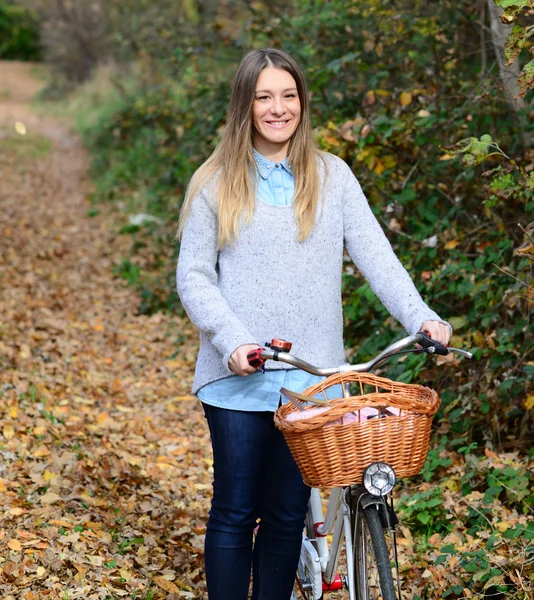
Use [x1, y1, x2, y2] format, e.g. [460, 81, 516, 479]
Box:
[0, 61, 208, 600]
[0, 62, 532, 600]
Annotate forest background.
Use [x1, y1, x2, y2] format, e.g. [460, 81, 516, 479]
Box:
[1, 0, 533, 598]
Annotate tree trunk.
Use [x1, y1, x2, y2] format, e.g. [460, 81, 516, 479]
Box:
[488, 0, 534, 148]
[487, 0, 532, 147]
[487, 0, 525, 110]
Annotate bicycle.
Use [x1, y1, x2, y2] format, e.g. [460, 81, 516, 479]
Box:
[247, 332, 472, 600]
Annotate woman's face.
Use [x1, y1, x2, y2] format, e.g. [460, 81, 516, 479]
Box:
[252, 67, 301, 160]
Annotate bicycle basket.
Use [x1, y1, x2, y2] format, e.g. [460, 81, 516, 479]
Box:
[274, 372, 440, 488]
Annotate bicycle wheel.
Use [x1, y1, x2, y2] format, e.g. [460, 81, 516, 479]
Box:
[353, 504, 397, 600]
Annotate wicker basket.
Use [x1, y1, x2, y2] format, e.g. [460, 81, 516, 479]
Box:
[274, 372, 440, 488]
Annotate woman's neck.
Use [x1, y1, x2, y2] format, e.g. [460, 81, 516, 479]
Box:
[252, 139, 289, 163]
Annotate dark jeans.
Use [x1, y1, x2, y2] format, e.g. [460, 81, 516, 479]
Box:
[202, 403, 311, 600]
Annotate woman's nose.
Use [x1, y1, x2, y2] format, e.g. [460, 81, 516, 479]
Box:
[271, 96, 285, 115]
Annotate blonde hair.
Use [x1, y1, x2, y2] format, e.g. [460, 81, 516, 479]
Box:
[177, 48, 322, 247]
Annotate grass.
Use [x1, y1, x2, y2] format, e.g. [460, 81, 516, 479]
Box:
[0, 130, 52, 160]
[35, 62, 145, 136]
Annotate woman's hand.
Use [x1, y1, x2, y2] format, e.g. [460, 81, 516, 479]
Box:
[229, 344, 261, 376]
[421, 320, 451, 347]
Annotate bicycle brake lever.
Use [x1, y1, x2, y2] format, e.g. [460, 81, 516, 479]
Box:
[417, 331, 449, 356]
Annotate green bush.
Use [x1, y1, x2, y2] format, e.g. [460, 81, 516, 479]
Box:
[0, 2, 40, 60]
[78, 0, 533, 447]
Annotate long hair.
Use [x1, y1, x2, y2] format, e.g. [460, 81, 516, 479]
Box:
[177, 48, 322, 247]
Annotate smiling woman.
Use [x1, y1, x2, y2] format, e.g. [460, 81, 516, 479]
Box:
[175, 47, 451, 600]
[252, 68, 301, 162]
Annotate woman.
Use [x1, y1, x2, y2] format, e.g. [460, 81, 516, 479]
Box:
[176, 48, 450, 600]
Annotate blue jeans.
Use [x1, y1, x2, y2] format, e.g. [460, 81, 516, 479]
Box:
[202, 403, 311, 600]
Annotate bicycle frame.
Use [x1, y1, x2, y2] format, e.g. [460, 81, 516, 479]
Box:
[303, 486, 397, 600]
[307, 486, 354, 598]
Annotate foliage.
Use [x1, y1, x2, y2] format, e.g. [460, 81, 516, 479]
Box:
[1, 82, 533, 595]
[0, 1, 40, 60]
[29, 1, 534, 592]
[52, 0, 534, 455]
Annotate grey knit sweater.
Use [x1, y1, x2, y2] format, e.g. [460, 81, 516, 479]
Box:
[177, 153, 449, 394]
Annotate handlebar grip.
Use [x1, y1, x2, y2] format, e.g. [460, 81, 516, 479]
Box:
[418, 331, 449, 356]
[247, 348, 265, 368]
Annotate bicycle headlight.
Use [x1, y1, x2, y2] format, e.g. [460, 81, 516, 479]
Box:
[363, 463, 396, 496]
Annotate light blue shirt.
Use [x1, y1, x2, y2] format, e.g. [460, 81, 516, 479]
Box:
[198, 150, 327, 411]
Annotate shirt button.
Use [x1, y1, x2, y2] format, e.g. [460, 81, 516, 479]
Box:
[275, 164, 280, 168]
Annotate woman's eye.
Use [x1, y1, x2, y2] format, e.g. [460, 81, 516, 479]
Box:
[256, 95, 270, 101]
[285, 94, 296, 99]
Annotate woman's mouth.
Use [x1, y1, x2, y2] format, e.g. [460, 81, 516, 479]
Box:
[265, 120, 290, 128]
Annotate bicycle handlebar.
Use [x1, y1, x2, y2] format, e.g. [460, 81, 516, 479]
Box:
[247, 332, 473, 376]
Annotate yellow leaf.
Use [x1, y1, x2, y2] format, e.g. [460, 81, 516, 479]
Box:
[14, 121, 26, 135]
[444, 478, 459, 492]
[322, 132, 340, 147]
[495, 521, 510, 532]
[171, 395, 196, 402]
[0, 480, 7, 493]
[3, 425, 14, 440]
[373, 158, 385, 175]
[72, 396, 94, 405]
[524, 395, 534, 410]
[8, 406, 18, 419]
[472, 331, 485, 347]
[49, 519, 73, 527]
[18, 344, 31, 359]
[33, 447, 50, 457]
[154, 576, 180, 593]
[36, 566, 45, 577]
[400, 92, 412, 106]
[96, 411, 109, 424]
[42, 470, 56, 482]
[444, 240, 459, 250]
[8, 539, 21, 551]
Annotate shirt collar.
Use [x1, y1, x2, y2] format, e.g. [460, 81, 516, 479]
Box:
[253, 148, 293, 179]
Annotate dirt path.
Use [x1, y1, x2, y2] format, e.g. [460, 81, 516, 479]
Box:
[0, 61, 208, 600]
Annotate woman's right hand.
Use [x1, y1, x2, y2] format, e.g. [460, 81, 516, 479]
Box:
[229, 344, 261, 376]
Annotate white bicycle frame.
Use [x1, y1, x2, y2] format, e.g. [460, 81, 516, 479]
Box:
[301, 486, 357, 599]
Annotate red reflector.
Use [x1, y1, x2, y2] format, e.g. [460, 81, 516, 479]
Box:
[322, 574, 343, 591]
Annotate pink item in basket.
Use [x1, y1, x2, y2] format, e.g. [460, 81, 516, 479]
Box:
[285, 405, 401, 424]
[286, 406, 331, 422]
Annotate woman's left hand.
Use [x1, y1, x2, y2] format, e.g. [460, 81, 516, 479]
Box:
[421, 320, 451, 347]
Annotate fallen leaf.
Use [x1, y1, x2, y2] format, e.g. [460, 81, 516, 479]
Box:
[154, 575, 180, 593]
[3, 424, 14, 439]
[400, 91, 412, 106]
[8, 539, 21, 551]
[40, 492, 63, 504]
